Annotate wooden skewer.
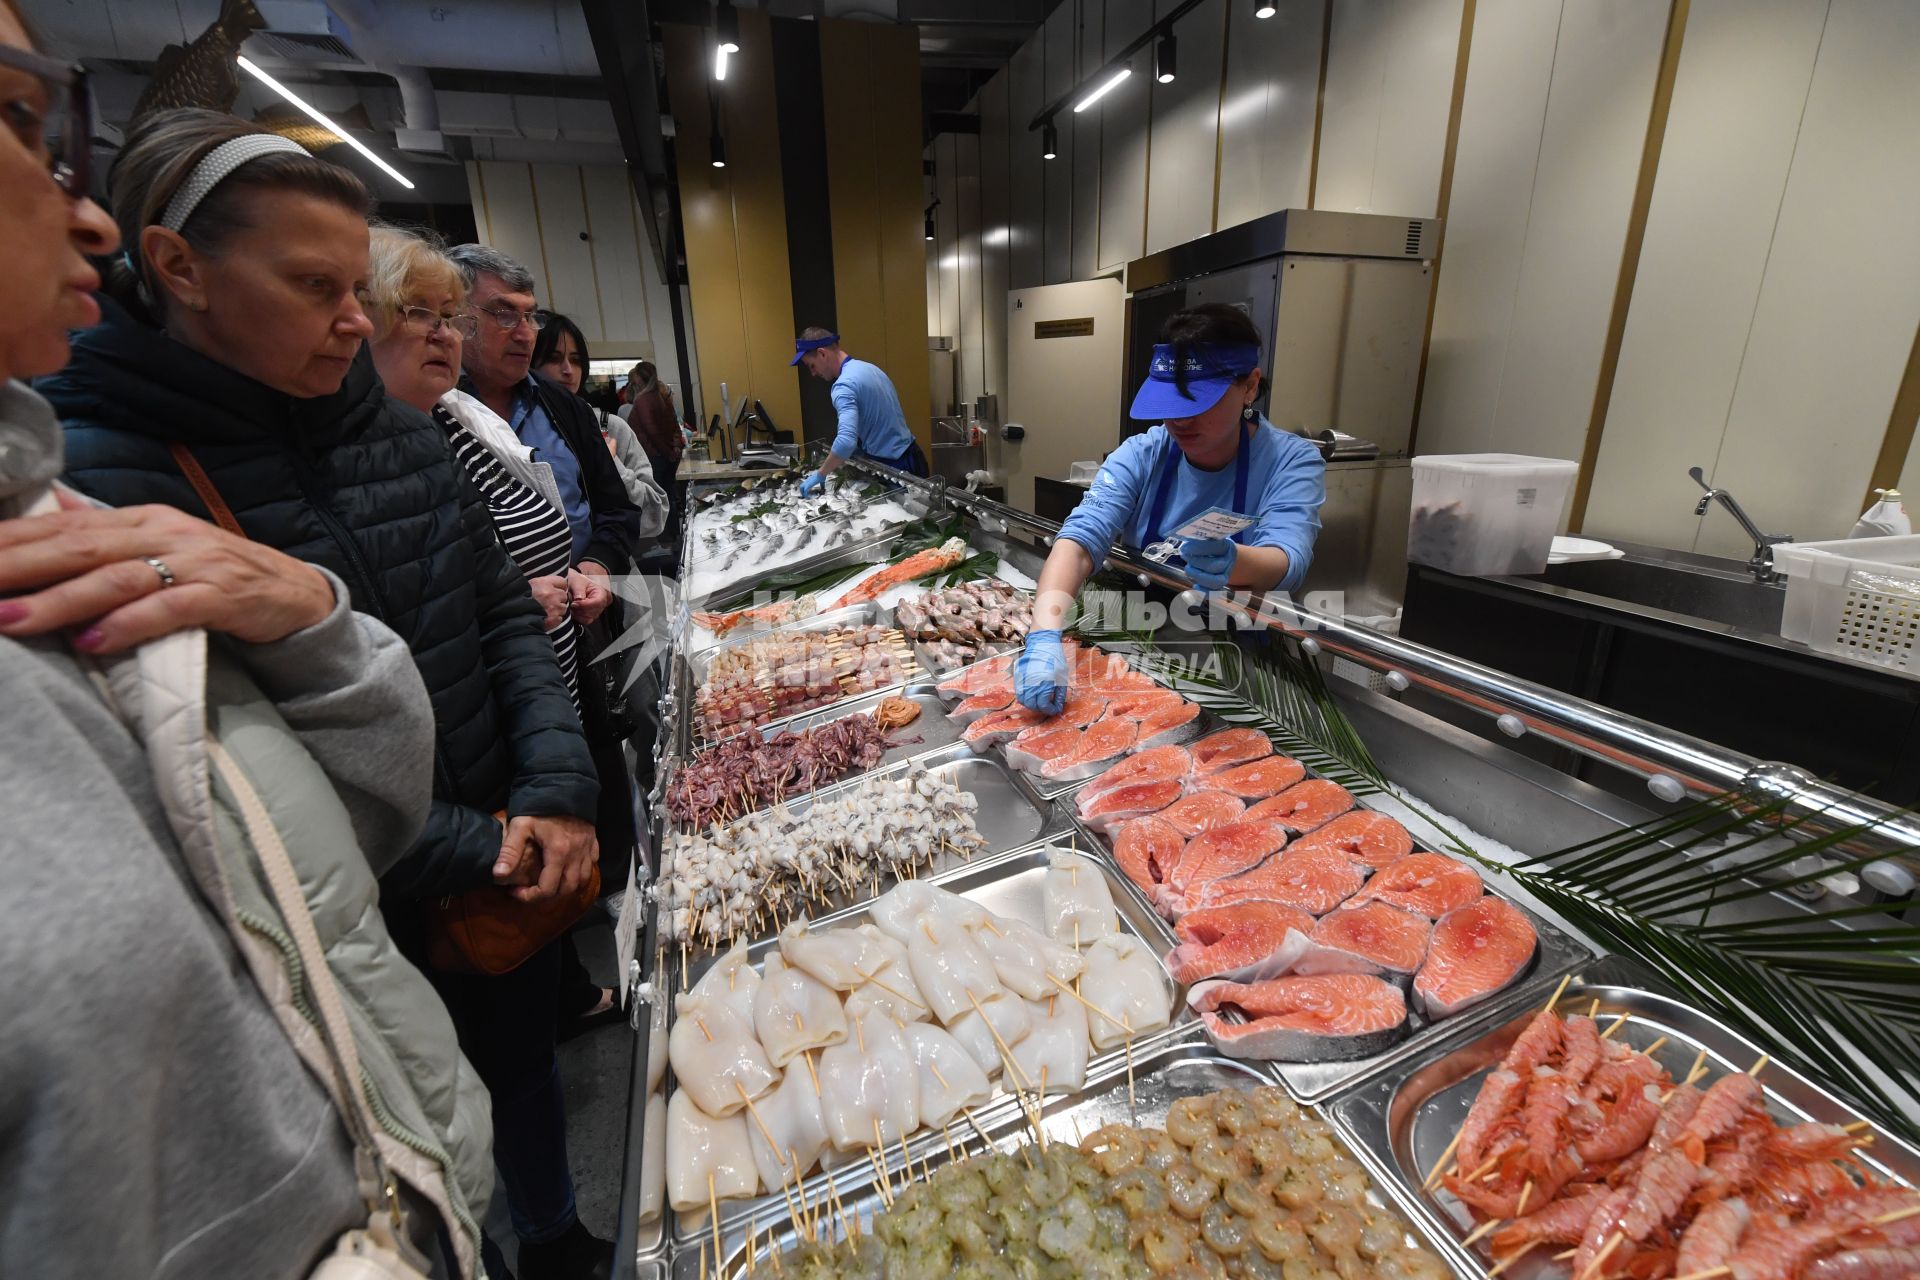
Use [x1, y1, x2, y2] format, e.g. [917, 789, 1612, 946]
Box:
[929, 1062, 951, 1090]
[1587, 998, 1601, 1018]
[1461, 1152, 1502, 1183]
[1461, 1217, 1504, 1248]
[1844, 1119, 1874, 1133]
[1554, 1247, 1577, 1260]
[772, 1167, 806, 1246]
[1579, 1231, 1624, 1280]
[1046, 974, 1131, 1032]
[1544, 973, 1573, 1014]
[1670, 1268, 1729, 1280]
[1641, 1035, 1669, 1057]
[697, 1016, 714, 1042]
[800, 1048, 821, 1097]
[1600, 1014, 1630, 1040]
[1424, 1128, 1467, 1190]
[967, 992, 1032, 1089]
[1515, 1179, 1534, 1215]
[709, 1173, 724, 1278]
[1486, 1241, 1538, 1277]
[698, 1238, 707, 1280]
[1747, 1054, 1770, 1076]
[736, 1083, 784, 1158]
[1123, 1014, 1136, 1112]
[1872, 1203, 1920, 1227]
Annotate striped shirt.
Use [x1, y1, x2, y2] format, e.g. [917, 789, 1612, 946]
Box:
[433, 403, 581, 710]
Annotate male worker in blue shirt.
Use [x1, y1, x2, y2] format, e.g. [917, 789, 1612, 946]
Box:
[792, 327, 929, 494]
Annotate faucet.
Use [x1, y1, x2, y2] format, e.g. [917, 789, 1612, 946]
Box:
[1689, 466, 1792, 583]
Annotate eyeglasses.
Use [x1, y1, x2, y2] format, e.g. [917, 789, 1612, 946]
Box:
[399, 306, 480, 339]
[473, 304, 548, 332]
[0, 45, 91, 198]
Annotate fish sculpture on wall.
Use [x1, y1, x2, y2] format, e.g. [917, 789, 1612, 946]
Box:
[132, 0, 267, 119]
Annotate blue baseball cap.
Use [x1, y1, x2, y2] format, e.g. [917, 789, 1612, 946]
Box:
[1128, 342, 1261, 420]
[790, 332, 839, 366]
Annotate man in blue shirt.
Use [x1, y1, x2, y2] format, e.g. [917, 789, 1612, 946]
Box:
[791, 327, 928, 493]
[1014, 304, 1327, 713]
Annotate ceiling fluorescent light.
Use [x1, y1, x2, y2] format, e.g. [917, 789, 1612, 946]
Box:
[1073, 65, 1130, 112]
[237, 56, 414, 190]
[1254, 1, 1277, 17]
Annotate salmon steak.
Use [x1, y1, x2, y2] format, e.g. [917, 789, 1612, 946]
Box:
[1191, 973, 1408, 1062]
[1164, 902, 1316, 985]
[1041, 716, 1140, 778]
[1189, 727, 1273, 774]
[1079, 780, 1185, 834]
[1287, 810, 1415, 867]
[1133, 698, 1203, 748]
[1198, 755, 1307, 800]
[1159, 790, 1248, 838]
[1350, 852, 1483, 918]
[948, 686, 1013, 720]
[1187, 846, 1365, 916]
[1111, 816, 1186, 902]
[938, 653, 1016, 697]
[1244, 780, 1356, 833]
[960, 703, 1050, 748]
[1307, 902, 1432, 976]
[1102, 689, 1189, 719]
[1162, 820, 1292, 908]
[1078, 745, 1192, 810]
[1002, 723, 1087, 774]
[1413, 895, 1538, 1019]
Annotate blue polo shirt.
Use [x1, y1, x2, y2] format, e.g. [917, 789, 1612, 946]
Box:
[1057, 417, 1326, 594]
[505, 376, 592, 564]
[829, 357, 915, 463]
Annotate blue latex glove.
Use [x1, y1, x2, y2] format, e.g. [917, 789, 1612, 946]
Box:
[1014, 629, 1069, 715]
[1180, 536, 1238, 590]
[799, 471, 826, 497]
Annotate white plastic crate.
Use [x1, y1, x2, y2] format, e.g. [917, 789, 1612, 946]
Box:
[1773, 534, 1920, 672]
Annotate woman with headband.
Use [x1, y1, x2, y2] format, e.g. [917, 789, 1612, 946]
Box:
[1012, 303, 1327, 714]
[39, 108, 614, 1279]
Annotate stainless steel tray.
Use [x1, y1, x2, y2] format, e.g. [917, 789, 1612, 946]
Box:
[1325, 953, 1920, 1280]
[688, 612, 927, 748]
[665, 843, 1193, 1245]
[687, 603, 895, 685]
[667, 1035, 1465, 1279]
[662, 684, 962, 836]
[683, 519, 919, 610]
[908, 633, 1017, 679]
[658, 740, 1076, 960]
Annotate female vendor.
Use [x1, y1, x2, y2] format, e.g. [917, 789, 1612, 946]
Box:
[1014, 303, 1327, 713]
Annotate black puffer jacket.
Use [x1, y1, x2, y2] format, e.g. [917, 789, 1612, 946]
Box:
[40, 298, 598, 898]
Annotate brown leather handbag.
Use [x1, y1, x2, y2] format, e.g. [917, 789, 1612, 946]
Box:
[169, 445, 599, 976]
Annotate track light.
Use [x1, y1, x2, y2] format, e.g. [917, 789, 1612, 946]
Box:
[1073, 65, 1130, 112]
[713, 43, 730, 80]
[710, 132, 727, 169]
[1253, 1, 1277, 17]
[236, 56, 414, 189]
[924, 211, 936, 241]
[716, 0, 740, 52]
[1041, 120, 1058, 160]
[1155, 33, 1177, 83]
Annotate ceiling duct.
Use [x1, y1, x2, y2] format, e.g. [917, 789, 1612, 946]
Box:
[251, 1, 362, 64]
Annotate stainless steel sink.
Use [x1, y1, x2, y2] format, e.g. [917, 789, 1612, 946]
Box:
[1531, 553, 1786, 633]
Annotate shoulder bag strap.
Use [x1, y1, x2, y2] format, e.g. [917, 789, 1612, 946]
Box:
[169, 442, 246, 537]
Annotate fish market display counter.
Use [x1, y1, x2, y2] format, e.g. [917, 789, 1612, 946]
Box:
[612, 462, 1920, 1280]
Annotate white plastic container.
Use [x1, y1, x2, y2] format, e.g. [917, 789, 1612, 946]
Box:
[1407, 454, 1579, 577]
[1773, 534, 1920, 673]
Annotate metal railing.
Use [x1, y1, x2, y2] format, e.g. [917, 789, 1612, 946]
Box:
[841, 456, 1920, 876]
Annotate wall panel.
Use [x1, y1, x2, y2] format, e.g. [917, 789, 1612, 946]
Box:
[1043, 2, 1077, 284]
[1585, 0, 1828, 549]
[1316, 0, 1462, 216]
[957, 132, 986, 414]
[1097, 0, 1153, 272]
[528, 163, 603, 340]
[1008, 38, 1047, 289]
[1071, 0, 1105, 281]
[471, 161, 548, 300]
[1217, 0, 1323, 229]
[1144, 0, 1226, 253]
[980, 71, 1013, 406]
[1702, 0, 1920, 551]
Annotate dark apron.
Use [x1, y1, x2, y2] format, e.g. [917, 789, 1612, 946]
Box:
[1141, 422, 1254, 552]
[870, 439, 930, 478]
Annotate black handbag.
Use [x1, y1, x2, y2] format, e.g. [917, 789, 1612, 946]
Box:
[575, 613, 640, 743]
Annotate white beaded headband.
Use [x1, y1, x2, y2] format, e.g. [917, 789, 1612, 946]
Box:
[159, 134, 310, 233]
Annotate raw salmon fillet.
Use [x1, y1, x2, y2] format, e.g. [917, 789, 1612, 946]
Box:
[1165, 902, 1315, 985]
[949, 687, 1013, 719]
[1163, 820, 1292, 905]
[1309, 902, 1432, 976]
[1111, 816, 1185, 901]
[1245, 780, 1356, 833]
[1350, 852, 1483, 918]
[1080, 780, 1185, 834]
[1414, 896, 1538, 1019]
[1042, 717, 1140, 778]
[938, 653, 1016, 696]
[1103, 689, 1189, 719]
[1287, 810, 1415, 867]
[1189, 846, 1365, 916]
[1003, 723, 1086, 774]
[1134, 699, 1202, 747]
[1078, 746, 1192, 810]
[1190, 727, 1273, 774]
[1198, 755, 1307, 800]
[960, 703, 1049, 747]
[1192, 973, 1408, 1061]
[1159, 790, 1248, 838]
[1071, 650, 1157, 694]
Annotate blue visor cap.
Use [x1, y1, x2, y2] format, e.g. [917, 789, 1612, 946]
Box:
[790, 333, 839, 366]
[1128, 342, 1261, 420]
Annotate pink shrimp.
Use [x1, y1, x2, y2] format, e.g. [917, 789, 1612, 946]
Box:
[1768, 1121, 1857, 1163]
[1679, 1072, 1764, 1163]
[1579, 1081, 1666, 1164]
[1490, 1184, 1614, 1251]
[1801, 1246, 1920, 1279]
[1727, 1215, 1864, 1280]
[1503, 1007, 1564, 1074]
[1523, 1066, 1579, 1175]
[1447, 1145, 1584, 1219]
[1573, 1184, 1638, 1278]
[1560, 1014, 1604, 1085]
[1457, 1068, 1527, 1171]
[1675, 1197, 1751, 1275]
[1697, 1116, 1770, 1202]
[1621, 1150, 1703, 1240]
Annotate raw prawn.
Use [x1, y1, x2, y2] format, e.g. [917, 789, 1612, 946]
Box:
[831, 536, 970, 606]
